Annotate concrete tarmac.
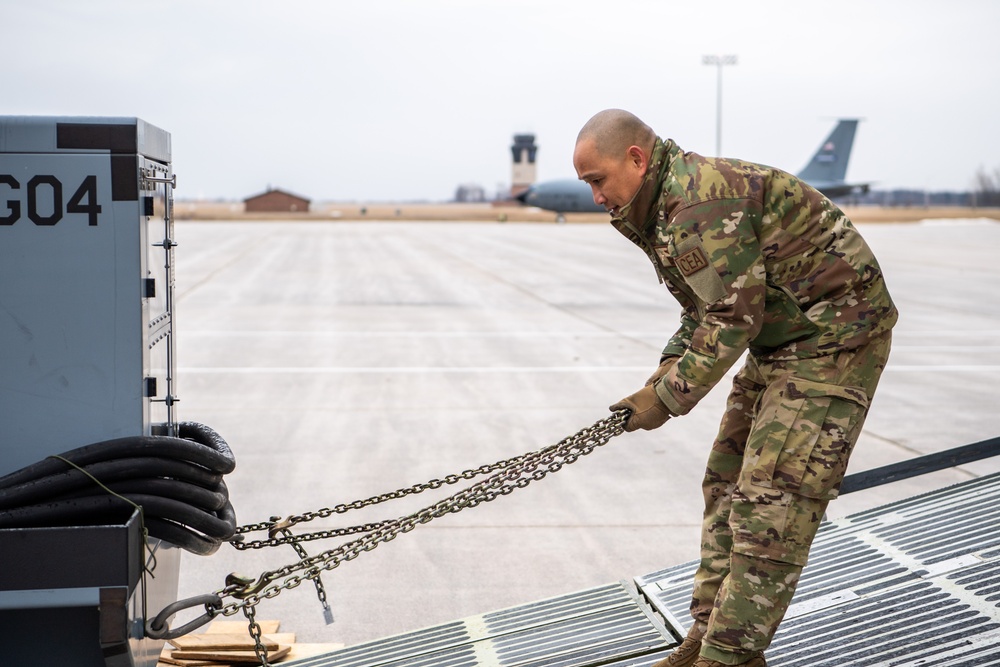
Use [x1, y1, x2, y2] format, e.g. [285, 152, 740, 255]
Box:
[170, 217, 1000, 647]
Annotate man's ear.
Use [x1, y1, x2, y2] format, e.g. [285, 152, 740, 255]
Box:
[626, 145, 648, 171]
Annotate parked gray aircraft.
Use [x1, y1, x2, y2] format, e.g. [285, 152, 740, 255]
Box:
[516, 119, 868, 214]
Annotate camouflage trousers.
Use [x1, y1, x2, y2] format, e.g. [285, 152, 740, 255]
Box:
[691, 331, 892, 665]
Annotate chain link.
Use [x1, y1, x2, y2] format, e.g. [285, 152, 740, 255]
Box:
[273, 521, 334, 623]
[243, 603, 270, 666]
[230, 455, 533, 549]
[213, 411, 627, 621]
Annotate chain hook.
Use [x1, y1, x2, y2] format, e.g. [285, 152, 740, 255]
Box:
[266, 515, 295, 540]
[224, 571, 272, 599]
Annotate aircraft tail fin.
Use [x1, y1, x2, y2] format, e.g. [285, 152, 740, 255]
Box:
[797, 119, 859, 185]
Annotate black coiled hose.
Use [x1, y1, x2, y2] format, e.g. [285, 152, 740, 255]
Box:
[0, 422, 237, 555]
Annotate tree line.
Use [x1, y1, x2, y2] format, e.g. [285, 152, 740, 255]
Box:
[974, 166, 1000, 207]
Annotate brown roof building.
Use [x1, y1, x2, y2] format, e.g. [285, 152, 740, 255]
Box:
[244, 187, 310, 213]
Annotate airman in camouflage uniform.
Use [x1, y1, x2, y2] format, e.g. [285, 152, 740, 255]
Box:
[573, 110, 896, 667]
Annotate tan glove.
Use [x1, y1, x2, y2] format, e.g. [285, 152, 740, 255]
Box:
[644, 356, 679, 387]
[609, 383, 673, 432]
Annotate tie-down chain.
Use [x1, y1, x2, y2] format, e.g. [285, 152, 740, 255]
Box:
[146, 410, 628, 664]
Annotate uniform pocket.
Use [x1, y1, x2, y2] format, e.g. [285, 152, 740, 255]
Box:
[743, 377, 869, 500]
[750, 285, 821, 352]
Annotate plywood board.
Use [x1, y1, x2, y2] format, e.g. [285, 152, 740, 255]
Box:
[169, 634, 279, 651]
[168, 645, 291, 663]
[204, 620, 281, 634]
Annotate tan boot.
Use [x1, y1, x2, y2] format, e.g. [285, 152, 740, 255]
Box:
[652, 623, 706, 667]
[692, 655, 766, 667]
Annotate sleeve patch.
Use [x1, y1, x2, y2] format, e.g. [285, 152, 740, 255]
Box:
[676, 246, 709, 277]
[675, 236, 728, 304]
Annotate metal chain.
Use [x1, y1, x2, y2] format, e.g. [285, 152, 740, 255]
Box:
[243, 603, 270, 666]
[229, 450, 537, 550]
[212, 411, 628, 619]
[231, 520, 392, 550]
[273, 520, 334, 624]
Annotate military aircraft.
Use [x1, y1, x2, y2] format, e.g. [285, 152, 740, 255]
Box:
[795, 118, 868, 198]
[515, 119, 868, 215]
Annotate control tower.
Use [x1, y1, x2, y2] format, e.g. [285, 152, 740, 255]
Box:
[510, 134, 537, 198]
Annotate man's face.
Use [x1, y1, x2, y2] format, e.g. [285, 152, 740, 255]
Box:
[573, 138, 647, 216]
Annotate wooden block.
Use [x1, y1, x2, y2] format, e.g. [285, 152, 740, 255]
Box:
[168, 645, 291, 663]
[169, 633, 279, 651]
[158, 655, 220, 667]
[204, 620, 281, 634]
[159, 648, 223, 666]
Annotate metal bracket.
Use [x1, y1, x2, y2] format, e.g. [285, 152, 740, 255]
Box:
[144, 173, 177, 189]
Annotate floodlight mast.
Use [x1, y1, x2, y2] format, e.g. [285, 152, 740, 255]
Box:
[702, 54, 738, 156]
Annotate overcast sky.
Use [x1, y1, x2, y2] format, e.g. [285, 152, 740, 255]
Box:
[3, 0, 998, 201]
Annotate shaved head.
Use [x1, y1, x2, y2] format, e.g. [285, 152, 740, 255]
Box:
[576, 109, 655, 158]
[573, 109, 657, 216]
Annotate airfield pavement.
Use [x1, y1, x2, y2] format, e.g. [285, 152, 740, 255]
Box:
[175, 200, 1000, 225]
[168, 210, 1000, 648]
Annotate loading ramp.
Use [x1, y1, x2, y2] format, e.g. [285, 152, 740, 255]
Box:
[282, 467, 1000, 667]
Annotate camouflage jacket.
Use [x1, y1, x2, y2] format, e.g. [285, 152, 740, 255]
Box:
[611, 138, 897, 416]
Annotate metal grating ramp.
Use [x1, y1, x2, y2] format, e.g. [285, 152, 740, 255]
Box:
[285, 582, 676, 667]
[635, 472, 1000, 666]
[285, 473, 1000, 667]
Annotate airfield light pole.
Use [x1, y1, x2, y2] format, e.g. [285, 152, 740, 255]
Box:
[702, 54, 738, 156]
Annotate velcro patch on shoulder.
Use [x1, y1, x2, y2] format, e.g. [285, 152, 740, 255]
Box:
[676, 246, 709, 277]
[675, 236, 728, 304]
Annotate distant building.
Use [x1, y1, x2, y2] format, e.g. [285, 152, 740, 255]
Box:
[510, 134, 537, 198]
[455, 183, 486, 203]
[244, 187, 310, 213]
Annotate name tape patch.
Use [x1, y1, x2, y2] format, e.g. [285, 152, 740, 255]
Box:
[676, 246, 709, 277]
